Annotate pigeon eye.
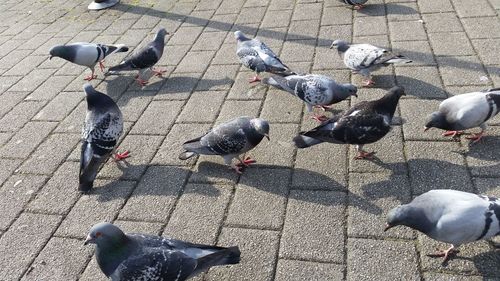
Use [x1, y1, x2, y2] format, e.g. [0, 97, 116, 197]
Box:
[95, 232, 102, 238]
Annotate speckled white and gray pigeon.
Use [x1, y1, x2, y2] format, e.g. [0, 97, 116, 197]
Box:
[49, 42, 129, 81]
[262, 74, 358, 122]
[293, 86, 405, 159]
[341, 0, 368, 9]
[85, 222, 241, 281]
[330, 40, 412, 86]
[385, 189, 500, 263]
[80, 84, 128, 193]
[424, 88, 500, 143]
[179, 116, 270, 174]
[234, 30, 296, 83]
[108, 28, 168, 86]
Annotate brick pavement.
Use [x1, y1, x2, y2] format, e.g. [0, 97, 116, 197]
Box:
[0, 0, 499, 280]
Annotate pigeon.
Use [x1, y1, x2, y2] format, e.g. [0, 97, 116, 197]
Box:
[234, 30, 296, 83]
[179, 117, 270, 174]
[293, 86, 405, 159]
[262, 74, 358, 122]
[385, 189, 500, 263]
[49, 42, 129, 81]
[85, 222, 241, 281]
[108, 28, 169, 86]
[330, 40, 412, 86]
[79, 84, 129, 193]
[424, 88, 500, 143]
[342, 0, 368, 9]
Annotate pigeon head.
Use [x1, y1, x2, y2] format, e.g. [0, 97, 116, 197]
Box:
[49, 45, 73, 61]
[154, 28, 169, 42]
[330, 39, 350, 53]
[339, 83, 358, 98]
[385, 204, 433, 233]
[83, 84, 115, 110]
[234, 31, 250, 42]
[424, 111, 448, 132]
[84, 222, 127, 247]
[250, 118, 270, 140]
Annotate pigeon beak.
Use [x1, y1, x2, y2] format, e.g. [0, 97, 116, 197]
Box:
[265, 134, 270, 141]
[352, 93, 358, 98]
[384, 223, 393, 232]
[423, 126, 429, 132]
[329, 44, 335, 49]
[84, 235, 94, 245]
[49, 55, 53, 60]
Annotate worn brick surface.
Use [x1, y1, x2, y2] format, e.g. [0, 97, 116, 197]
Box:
[0, 0, 499, 280]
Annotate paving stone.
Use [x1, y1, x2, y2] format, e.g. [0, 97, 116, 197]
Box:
[395, 66, 446, 98]
[474, 177, 500, 199]
[0, 174, 47, 231]
[422, 12, 463, 33]
[260, 88, 303, 123]
[347, 238, 420, 281]
[26, 76, 75, 101]
[0, 121, 57, 159]
[212, 43, 240, 65]
[280, 190, 346, 262]
[55, 179, 135, 238]
[226, 168, 290, 229]
[386, 2, 420, 21]
[195, 64, 239, 91]
[318, 25, 352, 47]
[205, 227, 280, 281]
[227, 72, 268, 100]
[0, 100, 45, 132]
[428, 32, 475, 56]
[191, 31, 226, 51]
[422, 273, 483, 281]
[116, 91, 155, 122]
[175, 50, 215, 73]
[98, 135, 163, 180]
[158, 44, 191, 66]
[280, 39, 316, 62]
[33, 91, 82, 121]
[0, 50, 32, 70]
[292, 3, 322, 21]
[389, 20, 427, 41]
[168, 26, 204, 46]
[156, 72, 202, 100]
[0, 213, 61, 281]
[130, 100, 184, 134]
[18, 133, 80, 175]
[287, 19, 320, 41]
[406, 141, 474, 194]
[452, 0, 496, 17]
[472, 39, 500, 66]
[391, 40, 436, 66]
[0, 76, 22, 95]
[275, 259, 344, 281]
[262, 9, 293, 28]
[322, 7, 352, 26]
[21, 237, 93, 281]
[119, 166, 189, 222]
[354, 16, 387, 36]
[165, 183, 231, 244]
[205, 14, 237, 33]
[3, 55, 47, 76]
[348, 173, 414, 239]
[436, 56, 490, 86]
[236, 7, 266, 24]
[250, 123, 298, 167]
[418, 0, 454, 13]
[464, 126, 500, 177]
[462, 17, 500, 39]
[177, 91, 226, 122]
[152, 122, 212, 166]
[54, 101, 86, 133]
[215, 100, 263, 125]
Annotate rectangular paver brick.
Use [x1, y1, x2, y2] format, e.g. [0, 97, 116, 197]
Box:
[0, 121, 57, 159]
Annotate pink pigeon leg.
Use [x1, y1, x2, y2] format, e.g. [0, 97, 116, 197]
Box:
[237, 156, 257, 167]
[84, 69, 97, 81]
[249, 75, 261, 83]
[442, 130, 464, 138]
[354, 4, 365, 10]
[99, 60, 105, 72]
[152, 67, 167, 77]
[113, 150, 130, 161]
[311, 114, 329, 123]
[427, 245, 458, 263]
[354, 150, 376, 160]
[466, 131, 485, 144]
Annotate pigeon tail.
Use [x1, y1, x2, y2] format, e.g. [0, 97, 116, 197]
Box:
[79, 142, 108, 193]
[179, 151, 197, 160]
[108, 60, 133, 72]
[195, 246, 241, 272]
[385, 55, 412, 65]
[271, 68, 297, 77]
[106, 44, 129, 56]
[293, 134, 323, 148]
[261, 76, 288, 91]
[79, 180, 94, 193]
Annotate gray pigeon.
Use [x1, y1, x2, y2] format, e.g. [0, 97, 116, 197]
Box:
[262, 74, 358, 122]
[424, 88, 500, 143]
[235, 30, 296, 83]
[342, 0, 368, 9]
[385, 189, 500, 263]
[293, 86, 405, 159]
[85, 222, 241, 281]
[108, 28, 168, 86]
[80, 84, 128, 193]
[179, 117, 270, 174]
[49, 42, 129, 81]
[330, 40, 412, 86]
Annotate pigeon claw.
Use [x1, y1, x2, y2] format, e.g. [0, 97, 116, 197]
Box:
[99, 60, 106, 72]
[314, 105, 333, 112]
[362, 79, 375, 87]
[311, 114, 329, 123]
[135, 78, 149, 86]
[427, 246, 459, 264]
[249, 76, 261, 83]
[84, 74, 97, 81]
[353, 4, 365, 10]
[442, 130, 464, 139]
[238, 156, 256, 167]
[355, 151, 376, 160]
[466, 132, 485, 144]
[231, 165, 243, 174]
[152, 68, 167, 77]
[114, 150, 130, 161]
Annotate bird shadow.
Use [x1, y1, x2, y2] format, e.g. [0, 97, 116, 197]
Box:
[471, 250, 500, 277]
[463, 134, 500, 161]
[357, 3, 417, 17]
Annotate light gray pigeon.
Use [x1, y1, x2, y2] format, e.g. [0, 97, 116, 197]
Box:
[108, 28, 168, 86]
[330, 40, 412, 86]
[85, 222, 241, 281]
[49, 42, 129, 81]
[424, 88, 500, 143]
[80, 84, 128, 193]
[179, 117, 270, 174]
[342, 0, 368, 9]
[293, 86, 405, 159]
[385, 189, 500, 263]
[262, 74, 358, 122]
[234, 30, 296, 83]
